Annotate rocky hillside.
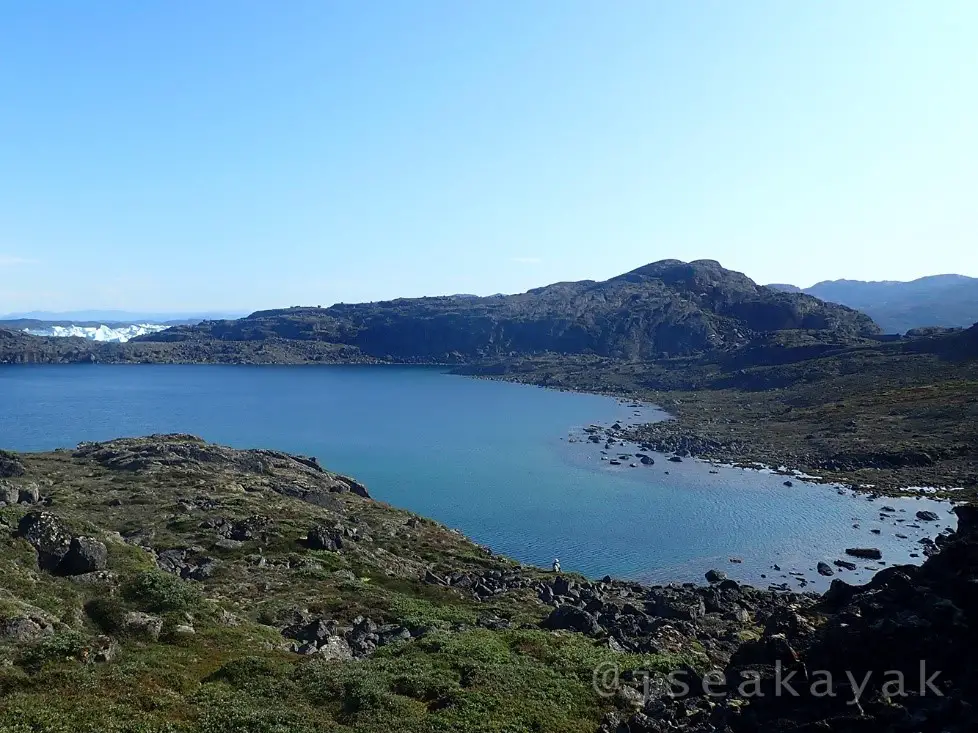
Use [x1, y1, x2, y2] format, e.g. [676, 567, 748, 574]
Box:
[139, 260, 879, 361]
[0, 435, 975, 732]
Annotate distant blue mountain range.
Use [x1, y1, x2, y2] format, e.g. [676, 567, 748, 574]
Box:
[0, 310, 246, 323]
[767, 275, 978, 333]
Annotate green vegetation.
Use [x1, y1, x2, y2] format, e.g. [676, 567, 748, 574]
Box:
[1, 437, 678, 732]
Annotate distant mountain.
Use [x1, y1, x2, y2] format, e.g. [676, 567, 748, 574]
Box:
[767, 275, 978, 333]
[0, 310, 246, 323]
[140, 259, 879, 360]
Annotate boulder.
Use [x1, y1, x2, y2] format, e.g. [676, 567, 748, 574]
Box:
[121, 611, 163, 640]
[845, 547, 883, 560]
[58, 537, 108, 576]
[705, 569, 727, 584]
[916, 510, 940, 522]
[542, 605, 602, 635]
[0, 450, 26, 478]
[17, 511, 73, 571]
[646, 588, 706, 621]
[306, 525, 344, 552]
[0, 616, 45, 642]
[816, 561, 835, 576]
[0, 482, 20, 504]
[17, 483, 41, 504]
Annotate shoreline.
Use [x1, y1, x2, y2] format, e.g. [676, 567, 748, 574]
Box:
[554, 403, 956, 592]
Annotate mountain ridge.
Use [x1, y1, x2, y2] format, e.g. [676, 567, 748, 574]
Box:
[767, 274, 978, 332]
[139, 259, 879, 361]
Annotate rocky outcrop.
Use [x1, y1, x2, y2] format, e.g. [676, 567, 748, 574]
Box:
[281, 614, 414, 659]
[602, 505, 978, 733]
[73, 434, 369, 500]
[155, 547, 219, 581]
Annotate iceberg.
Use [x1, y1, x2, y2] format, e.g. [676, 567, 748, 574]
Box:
[23, 323, 169, 343]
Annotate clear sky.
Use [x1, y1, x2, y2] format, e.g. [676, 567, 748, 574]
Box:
[1, 1, 976, 313]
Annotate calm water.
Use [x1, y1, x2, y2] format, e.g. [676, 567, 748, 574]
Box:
[0, 365, 954, 590]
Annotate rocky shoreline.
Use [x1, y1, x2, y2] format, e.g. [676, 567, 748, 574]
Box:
[558, 404, 956, 593]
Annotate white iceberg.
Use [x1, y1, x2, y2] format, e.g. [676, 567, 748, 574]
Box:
[23, 323, 169, 343]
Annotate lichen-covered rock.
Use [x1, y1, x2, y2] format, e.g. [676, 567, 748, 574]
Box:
[17, 511, 73, 571]
[121, 612, 163, 641]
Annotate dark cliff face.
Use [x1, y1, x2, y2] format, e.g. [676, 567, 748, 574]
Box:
[141, 260, 880, 360]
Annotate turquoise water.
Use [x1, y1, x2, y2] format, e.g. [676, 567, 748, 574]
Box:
[0, 365, 954, 589]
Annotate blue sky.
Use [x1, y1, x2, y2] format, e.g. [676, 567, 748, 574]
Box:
[1, 1, 976, 312]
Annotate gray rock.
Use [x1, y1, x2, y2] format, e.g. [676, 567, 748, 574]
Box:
[306, 525, 344, 552]
[59, 537, 108, 576]
[646, 588, 706, 621]
[91, 635, 119, 662]
[845, 547, 883, 560]
[317, 635, 354, 660]
[17, 483, 41, 504]
[122, 611, 163, 640]
[705, 569, 727, 584]
[0, 482, 20, 504]
[542, 605, 602, 635]
[17, 511, 73, 571]
[916, 510, 940, 522]
[816, 562, 835, 576]
[0, 616, 44, 642]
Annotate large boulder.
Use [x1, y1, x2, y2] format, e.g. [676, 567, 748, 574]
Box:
[17, 511, 73, 571]
[542, 605, 603, 636]
[59, 537, 108, 576]
[646, 587, 706, 621]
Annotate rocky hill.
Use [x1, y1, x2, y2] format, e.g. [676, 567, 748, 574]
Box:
[0, 434, 975, 732]
[768, 274, 978, 333]
[139, 260, 879, 361]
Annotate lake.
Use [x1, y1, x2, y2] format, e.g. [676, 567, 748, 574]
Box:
[0, 364, 954, 590]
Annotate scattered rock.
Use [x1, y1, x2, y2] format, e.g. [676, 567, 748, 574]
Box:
[845, 547, 882, 560]
[705, 569, 727, 584]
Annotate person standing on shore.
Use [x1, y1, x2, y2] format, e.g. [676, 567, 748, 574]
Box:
[552, 558, 560, 573]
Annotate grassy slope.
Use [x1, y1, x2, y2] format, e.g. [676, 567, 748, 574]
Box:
[0, 439, 689, 733]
